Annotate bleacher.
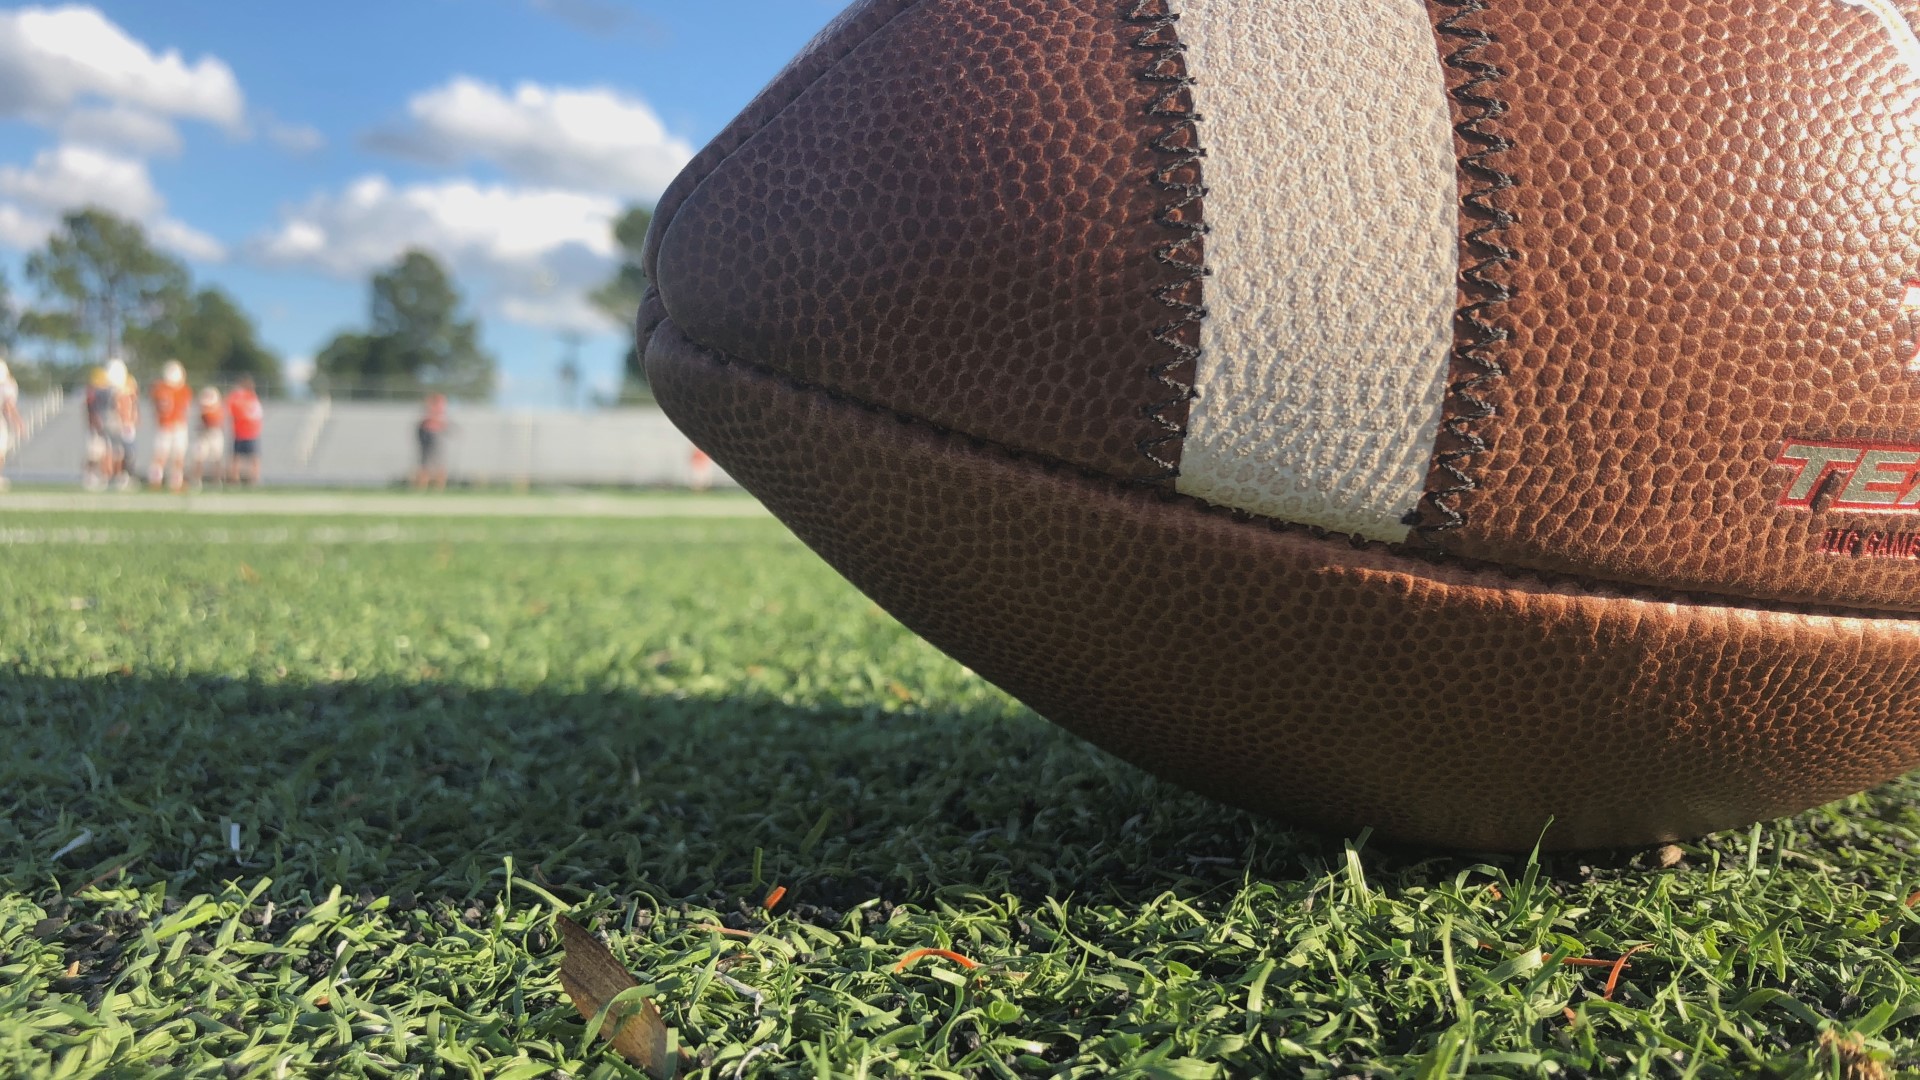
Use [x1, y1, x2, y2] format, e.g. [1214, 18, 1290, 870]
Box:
[5, 396, 729, 489]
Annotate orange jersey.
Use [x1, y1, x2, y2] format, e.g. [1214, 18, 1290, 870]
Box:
[153, 382, 193, 427]
[200, 402, 224, 430]
[228, 388, 262, 440]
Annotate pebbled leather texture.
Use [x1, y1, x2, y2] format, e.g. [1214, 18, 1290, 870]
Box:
[651, 0, 1194, 481]
[1174, 0, 1459, 544]
[642, 0, 1920, 847]
[1427, 0, 1920, 613]
[648, 323, 1920, 852]
[641, 0, 922, 285]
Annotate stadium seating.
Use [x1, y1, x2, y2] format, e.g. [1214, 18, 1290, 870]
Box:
[5, 396, 730, 489]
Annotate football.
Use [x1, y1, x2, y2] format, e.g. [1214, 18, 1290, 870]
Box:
[640, 0, 1920, 850]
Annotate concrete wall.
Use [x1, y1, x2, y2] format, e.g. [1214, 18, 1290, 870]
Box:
[5, 397, 730, 489]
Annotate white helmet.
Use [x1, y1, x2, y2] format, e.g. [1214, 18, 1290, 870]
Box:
[105, 358, 128, 388]
[162, 360, 185, 385]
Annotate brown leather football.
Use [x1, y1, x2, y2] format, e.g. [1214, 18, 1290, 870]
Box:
[641, 0, 1920, 850]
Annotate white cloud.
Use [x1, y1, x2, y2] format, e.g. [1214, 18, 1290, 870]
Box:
[60, 102, 182, 155]
[0, 203, 45, 249]
[149, 217, 225, 262]
[0, 143, 225, 261]
[0, 7, 236, 259]
[252, 175, 621, 332]
[0, 143, 161, 219]
[0, 6, 244, 132]
[501, 292, 606, 332]
[0, 7, 321, 161]
[527, 0, 632, 37]
[265, 119, 325, 155]
[256, 176, 618, 271]
[368, 78, 693, 200]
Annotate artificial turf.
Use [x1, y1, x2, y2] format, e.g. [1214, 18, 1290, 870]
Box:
[1, 504, 1917, 1078]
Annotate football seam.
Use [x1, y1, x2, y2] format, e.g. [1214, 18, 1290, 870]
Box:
[1420, 0, 1518, 541]
[656, 319, 1920, 623]
[1126, 0, 1207, 482]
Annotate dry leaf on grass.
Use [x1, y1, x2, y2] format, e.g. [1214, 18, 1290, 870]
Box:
[557, 914, 672, 1078]
[1819, 1029, 1891, 1080]
[894, 947, 980, 973]
[1602, 943, 1652, 1001]
[690, 922, 759, 940]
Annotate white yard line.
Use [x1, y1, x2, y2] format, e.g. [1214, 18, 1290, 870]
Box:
[0, 491, 771, 519]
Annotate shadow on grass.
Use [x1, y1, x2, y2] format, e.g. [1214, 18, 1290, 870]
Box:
[3, 672, 1386, 908]
[6, 671, 1803, 917]
[10, 674, 1920, 1079]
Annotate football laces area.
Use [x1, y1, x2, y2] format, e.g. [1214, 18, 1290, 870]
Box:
[2, 495, 1917, 1078]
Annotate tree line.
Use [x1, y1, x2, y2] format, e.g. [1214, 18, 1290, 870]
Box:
[591, 205, 652, 402]
[1, 209, 281, 393]
[1, 204, 660, 402]
[314, 250, 495, 401]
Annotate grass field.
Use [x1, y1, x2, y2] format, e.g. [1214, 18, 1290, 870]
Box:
[3, 502, 1918, 1078]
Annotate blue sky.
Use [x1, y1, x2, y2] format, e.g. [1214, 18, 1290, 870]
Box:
[0, 0, 847, 403]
